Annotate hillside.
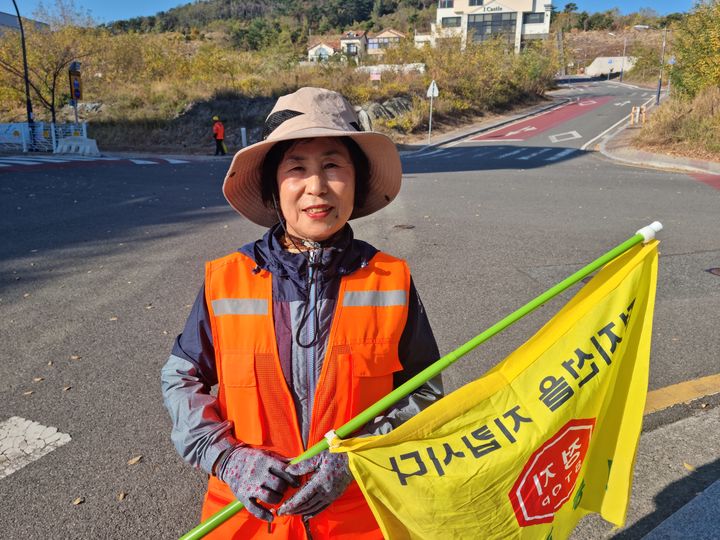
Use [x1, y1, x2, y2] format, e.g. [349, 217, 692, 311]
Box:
[103, 0, 437, 44]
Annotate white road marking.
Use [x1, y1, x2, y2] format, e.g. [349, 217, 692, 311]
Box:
[581, 95, 656, 150]
[518, 148, 553, 160]
[544, 148, 577, 161]
[417, 148, 447, 158]
[0, 159, 45, 166]
[164, 159, 190, 164]
[129, 159, 159, 165]
[578, 100, 598, 107]
[615, 101, 631, 106]
[0, 417, 71, 479]
[473, 148, 495, 159]
[4, 156, 71, 163]
[505, 126, 537, 137]
[549, 131, 582, 143]
[495, 148, 526, 159]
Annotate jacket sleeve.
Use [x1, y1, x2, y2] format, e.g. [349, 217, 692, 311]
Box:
[160, 284, 237, 475]
[361, 277, 444, 435]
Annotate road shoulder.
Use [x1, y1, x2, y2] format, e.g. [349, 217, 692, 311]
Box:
[597, 121, 720, 176]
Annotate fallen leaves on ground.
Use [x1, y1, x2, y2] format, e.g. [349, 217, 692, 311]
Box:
[23, 390, 33, 396]
[72, 497, 85, 505]
[127, 455, 143, 466]
[683, 462, 697, 472]
[117, 491, 128, 501]
[70, 355, 81, 360]
[33, 377, 44, 382]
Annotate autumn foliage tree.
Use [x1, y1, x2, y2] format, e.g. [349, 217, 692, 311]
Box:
[0, 1, 97, 122]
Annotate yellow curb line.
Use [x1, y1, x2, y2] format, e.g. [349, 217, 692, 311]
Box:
[644, 373, 720, 415]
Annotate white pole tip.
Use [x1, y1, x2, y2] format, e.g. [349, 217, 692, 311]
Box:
[636, 221, 663, 242]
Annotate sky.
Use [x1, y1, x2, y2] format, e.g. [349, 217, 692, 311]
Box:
[11, 0, 697, 24]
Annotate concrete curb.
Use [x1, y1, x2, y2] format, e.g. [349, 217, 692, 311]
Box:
[642, 479, 720, 539]
[593, 101, 720, 177]
[598, 126, 720, 176]
[399, 97, 572, 156]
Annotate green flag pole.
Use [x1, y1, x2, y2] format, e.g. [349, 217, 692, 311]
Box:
[179, 221, 662, 540]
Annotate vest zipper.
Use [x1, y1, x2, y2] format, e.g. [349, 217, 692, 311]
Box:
[306, 249, 319, 435]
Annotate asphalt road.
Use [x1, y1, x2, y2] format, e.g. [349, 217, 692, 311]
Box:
[1, 80, 718, 538]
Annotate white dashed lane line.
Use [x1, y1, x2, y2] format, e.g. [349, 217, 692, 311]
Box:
[0, 416, 71, 479]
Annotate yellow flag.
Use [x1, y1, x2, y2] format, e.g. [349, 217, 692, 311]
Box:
[331, 241, 659, 540]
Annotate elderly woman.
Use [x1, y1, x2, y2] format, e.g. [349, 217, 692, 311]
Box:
[162, 87, 443, 539]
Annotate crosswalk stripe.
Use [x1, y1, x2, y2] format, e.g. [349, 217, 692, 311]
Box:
[544, 148, 578, 161]
[0, 159, 45, 165]
[518, 148, 553, 160]
[473, 149, 494, 159]
[165, 158, 190, 164]
[129, 159, 159, 165]
[0, 416, 71, 479]
[495, 148, 525, 159]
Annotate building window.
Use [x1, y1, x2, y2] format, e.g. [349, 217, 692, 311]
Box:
[522, 13, 544, 24]
[469, 0, 483, 5]
[368, 37, 399, 49]
[441, 17, 461, 28]
[467, 12, 517, 43]
[346, 43, 358, 55]
[438, 0, 453, 8]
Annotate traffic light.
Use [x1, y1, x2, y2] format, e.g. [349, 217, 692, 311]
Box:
[69, 62, 82, 101]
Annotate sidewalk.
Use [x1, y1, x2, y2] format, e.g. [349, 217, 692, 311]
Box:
[572, 403, 720, 539]
[598, 122, 720, 177]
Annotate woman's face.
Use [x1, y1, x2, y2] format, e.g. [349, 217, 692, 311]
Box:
[276, 137, 356, 242]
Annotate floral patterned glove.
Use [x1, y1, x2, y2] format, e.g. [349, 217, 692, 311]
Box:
[216, 446, 299, 522]
[276, 450, 352, 518]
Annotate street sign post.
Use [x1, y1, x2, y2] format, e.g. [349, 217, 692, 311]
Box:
[68, 61, 82, 125]
[427, 79, 439, 145]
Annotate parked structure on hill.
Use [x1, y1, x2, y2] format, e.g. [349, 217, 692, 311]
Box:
[307, 29, 405, 62]
[415, 0, 552, 52]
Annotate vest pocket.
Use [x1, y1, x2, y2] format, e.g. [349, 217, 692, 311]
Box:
[342, 342, 403, 417]
[220, 351, 264, 445]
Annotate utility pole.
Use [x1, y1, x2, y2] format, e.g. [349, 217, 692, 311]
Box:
[655, 27, 667, 106]
[620, 36, 627, 82]
[557, 29, 566, 77]
[11, 0, 35, 149]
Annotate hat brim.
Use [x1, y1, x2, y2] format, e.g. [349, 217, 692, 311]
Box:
[222, 127, 402, 228]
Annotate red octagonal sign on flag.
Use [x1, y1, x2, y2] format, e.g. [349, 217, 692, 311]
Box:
[509, 418, 596, 527]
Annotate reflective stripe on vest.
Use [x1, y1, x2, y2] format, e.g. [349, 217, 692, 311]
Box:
[201, 250, 409, 539]
[211, 298, 268, 316]
[343, 289, 406, 307]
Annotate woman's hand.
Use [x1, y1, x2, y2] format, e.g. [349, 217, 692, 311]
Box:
[216, 446, 299, 522]
[276, 450, 352, 518]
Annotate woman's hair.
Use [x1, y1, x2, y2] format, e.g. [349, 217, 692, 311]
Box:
[260, 137, 370, 211]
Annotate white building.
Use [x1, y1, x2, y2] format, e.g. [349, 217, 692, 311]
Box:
[417, 0, 552, 52]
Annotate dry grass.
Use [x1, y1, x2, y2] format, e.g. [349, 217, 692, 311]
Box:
[0, 29, 558, 151]
[635, 86, 720, 160]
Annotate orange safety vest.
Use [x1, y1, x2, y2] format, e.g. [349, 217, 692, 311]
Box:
[201, 250, 410, 539]
[213, 121, 225, 140]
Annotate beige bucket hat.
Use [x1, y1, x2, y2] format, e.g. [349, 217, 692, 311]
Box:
[222, 87, 402, 227]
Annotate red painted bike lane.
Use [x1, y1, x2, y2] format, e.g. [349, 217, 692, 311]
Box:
[689, 173, 720, 190]
[473, 96, 615, 142]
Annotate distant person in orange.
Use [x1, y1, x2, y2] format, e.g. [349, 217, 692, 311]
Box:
[212, 115, 227, 156]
